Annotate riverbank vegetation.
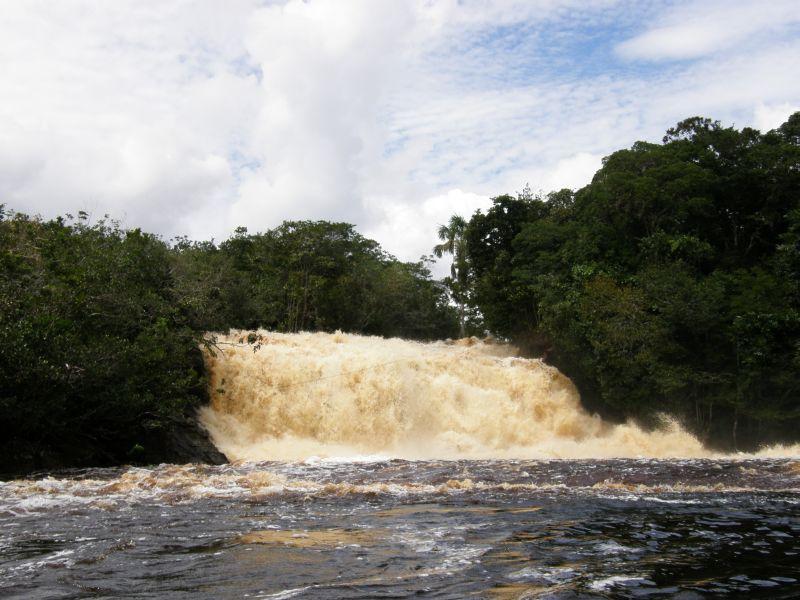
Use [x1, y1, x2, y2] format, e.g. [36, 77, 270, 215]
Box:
[447, 113, 800, 449]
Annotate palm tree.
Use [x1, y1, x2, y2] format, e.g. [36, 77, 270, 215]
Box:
[433, 215, 468, 336]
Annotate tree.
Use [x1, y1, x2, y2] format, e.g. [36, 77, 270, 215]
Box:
[0, 213, 208, 472]
[433, 214, 469, 336]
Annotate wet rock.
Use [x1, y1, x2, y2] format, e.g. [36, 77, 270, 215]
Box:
[144, 411, 227, 465]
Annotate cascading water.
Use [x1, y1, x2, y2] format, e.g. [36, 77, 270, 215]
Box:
[199, 330, 725, 461]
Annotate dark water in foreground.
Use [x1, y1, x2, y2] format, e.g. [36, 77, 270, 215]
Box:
[2, 459, 799, 599]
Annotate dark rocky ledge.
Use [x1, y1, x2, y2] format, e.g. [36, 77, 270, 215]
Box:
[0, 410, 226, 481]
[143, 411, 228, 466]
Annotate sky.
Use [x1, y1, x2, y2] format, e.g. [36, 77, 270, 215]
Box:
[1, 0, 799, 273]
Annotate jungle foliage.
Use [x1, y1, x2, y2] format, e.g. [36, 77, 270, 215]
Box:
[456, 113, 800, 449]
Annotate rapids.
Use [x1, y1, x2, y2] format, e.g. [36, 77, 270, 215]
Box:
[2, 459, 800, 598]
[198, 331, 799, 461]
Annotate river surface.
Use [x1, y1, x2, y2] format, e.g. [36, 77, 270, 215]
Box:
[2, 458, 800, 599]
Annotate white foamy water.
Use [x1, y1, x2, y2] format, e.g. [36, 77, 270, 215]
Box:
[198, 331, 800, 461]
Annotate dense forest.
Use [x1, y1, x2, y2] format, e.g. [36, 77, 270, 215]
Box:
[445, 113, 800, 449]
[0, 213, 457, 473]
[1, 112, 798, 473]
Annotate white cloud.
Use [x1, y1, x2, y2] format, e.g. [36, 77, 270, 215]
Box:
[227, 0, 417, 231]
[754, 102, 800, 132]
[0, 1, 261, 235]
[616, 0, 800, 61]
[540, 152, 604, 192]
[364, 189, 490, 275]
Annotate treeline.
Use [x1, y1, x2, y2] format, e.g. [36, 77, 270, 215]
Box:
[0, 213, 457, 473]
[448, 113, 800, 449]
[172, 222, 456, 339]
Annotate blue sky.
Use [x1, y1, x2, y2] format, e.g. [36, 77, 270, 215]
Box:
[0, 0, 798, 271]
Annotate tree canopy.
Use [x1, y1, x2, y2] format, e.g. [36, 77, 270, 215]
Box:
[458, 113, 800, 449]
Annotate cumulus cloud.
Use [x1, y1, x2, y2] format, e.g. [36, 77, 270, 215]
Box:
[0, 0, 798, 269]
[754, 102, 800, 132]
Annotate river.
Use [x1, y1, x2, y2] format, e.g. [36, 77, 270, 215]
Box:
[2, 458, 799, 598]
